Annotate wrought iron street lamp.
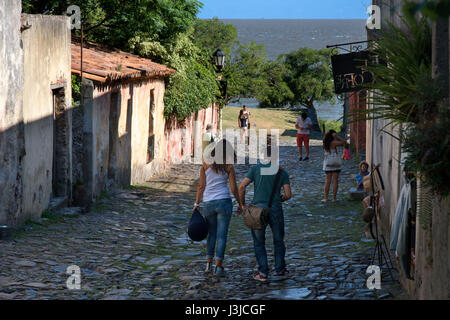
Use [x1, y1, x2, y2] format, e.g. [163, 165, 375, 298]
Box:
[213, 48, 226, 72]
[213, 48, 226, 135]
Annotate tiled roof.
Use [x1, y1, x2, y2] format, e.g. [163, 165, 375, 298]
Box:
[71, 38, 175, 86]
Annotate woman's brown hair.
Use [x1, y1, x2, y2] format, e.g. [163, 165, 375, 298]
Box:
[210, 139, 236, 174]
[323, 130, 336, 152]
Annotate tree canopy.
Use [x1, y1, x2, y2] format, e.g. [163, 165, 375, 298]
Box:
[22, 1, 339, 126]
[22, 0, 202, 48]
[282, 48, 337, 107]
[193, 17, 238, 56]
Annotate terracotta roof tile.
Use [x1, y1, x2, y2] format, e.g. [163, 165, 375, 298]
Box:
[71, 38, 175, 86]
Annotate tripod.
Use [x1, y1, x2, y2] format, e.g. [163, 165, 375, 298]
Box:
[367, 166, 396, 282]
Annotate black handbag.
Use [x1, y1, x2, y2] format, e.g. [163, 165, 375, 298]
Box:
[188, 209, 208, 241]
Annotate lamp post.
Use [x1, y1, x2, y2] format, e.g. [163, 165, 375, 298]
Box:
[213, 48, 227, 134]
[213, 48, 226, 72]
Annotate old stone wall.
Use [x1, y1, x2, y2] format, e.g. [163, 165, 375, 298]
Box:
[0, 0, 24, 226]
[72, 105, 84, 185]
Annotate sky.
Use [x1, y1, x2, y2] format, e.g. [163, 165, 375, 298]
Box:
[198, 0, 372, 19]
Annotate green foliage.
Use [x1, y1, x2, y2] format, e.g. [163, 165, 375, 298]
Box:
[257, 60, 294, 108]
[22, 0, 202, 49]
[221, 42, 337, 130]
[281, 47, 337, 109]
[352, 17, 441, 128]
[402, 111, 450, 198]
[404, 0, 450, 21]
[319, 119, 343, 133]
[164, 58, 219, 120]
[130, 30, 219, 121]
[23, 0, 216, 121]
[352, 12, 450, 201]
[193, 17, 238, 57]
[71, 75, 81, 105]
[224, 41, 269, 103]
[22, 1, 338, 123]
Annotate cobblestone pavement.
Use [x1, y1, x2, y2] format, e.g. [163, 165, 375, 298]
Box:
[0, 139, 406, 300]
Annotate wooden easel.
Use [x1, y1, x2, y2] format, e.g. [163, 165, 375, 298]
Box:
[368, 164, 396, 282]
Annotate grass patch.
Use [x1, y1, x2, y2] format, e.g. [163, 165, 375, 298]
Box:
[223, 107, 343, 138]
[223, 107, 301, 136]
[319, 119, 342, 133]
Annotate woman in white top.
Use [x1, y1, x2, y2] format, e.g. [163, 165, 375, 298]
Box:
[322, 130, 346, 203]
[194, 139, 243, 277]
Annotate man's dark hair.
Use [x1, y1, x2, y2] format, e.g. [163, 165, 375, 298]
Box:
[301, 112, 307, 119]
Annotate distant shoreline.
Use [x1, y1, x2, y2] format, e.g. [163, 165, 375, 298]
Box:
[207, 18, 366, 21]
[199, 18, 367, 21]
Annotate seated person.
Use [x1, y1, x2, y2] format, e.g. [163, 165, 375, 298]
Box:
[356, 161, 370, 189]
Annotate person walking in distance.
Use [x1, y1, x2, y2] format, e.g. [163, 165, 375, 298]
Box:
[239, 139, 292, 282]
[238, 109, 248, 144]
[295, 112, 313, 161]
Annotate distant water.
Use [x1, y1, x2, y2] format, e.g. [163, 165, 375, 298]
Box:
[222, 19, 367, 121]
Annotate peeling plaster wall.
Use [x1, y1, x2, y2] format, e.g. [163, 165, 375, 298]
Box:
[130, 79, 166, 185]
[88, 78, 167, 197]
[165, 104, 219, 165]
[21, 14, 72, 222]
[0, 0, 24, 226]
[91, 89, 112, 198]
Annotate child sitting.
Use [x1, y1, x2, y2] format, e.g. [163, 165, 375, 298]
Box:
[356, 161, 370, 189]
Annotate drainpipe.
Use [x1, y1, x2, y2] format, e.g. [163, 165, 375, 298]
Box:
[193, 111, 201, 160]
[219, 105, 223, 136]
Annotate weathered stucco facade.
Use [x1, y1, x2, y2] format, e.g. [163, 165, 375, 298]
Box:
[165, 104, 220, 164]
[0, 2, 72, 226]
[71, 40, 173, 200]
[21, 14, 72, 222]
[0, 0, 24, 226]
[368, 0, 450, 299]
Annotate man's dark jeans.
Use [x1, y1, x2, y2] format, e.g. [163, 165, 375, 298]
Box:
[250, 203, 286, 275]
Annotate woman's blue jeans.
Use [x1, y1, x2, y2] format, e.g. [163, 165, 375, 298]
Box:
[203, 198, 233, 261]
[250, 204, 286, 275]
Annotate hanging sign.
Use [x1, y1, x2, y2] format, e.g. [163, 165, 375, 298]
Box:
[331, 51, 375, 94]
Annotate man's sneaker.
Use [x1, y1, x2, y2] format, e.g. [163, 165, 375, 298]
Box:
[253, 272, 268, 282]
[273, 269, 290, 280]
[214, 266, 226, 277]
[299, 157, 303, 161]
[303, 157, 310, 161]
[205, 262, 213, 273]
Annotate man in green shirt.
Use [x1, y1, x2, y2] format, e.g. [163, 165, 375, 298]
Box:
[238, 144, 292, 282]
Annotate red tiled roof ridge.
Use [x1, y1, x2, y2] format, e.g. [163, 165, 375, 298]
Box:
[71, 37, 175, 87]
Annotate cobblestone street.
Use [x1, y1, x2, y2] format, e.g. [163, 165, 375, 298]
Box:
[0, 139, 405, 300]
